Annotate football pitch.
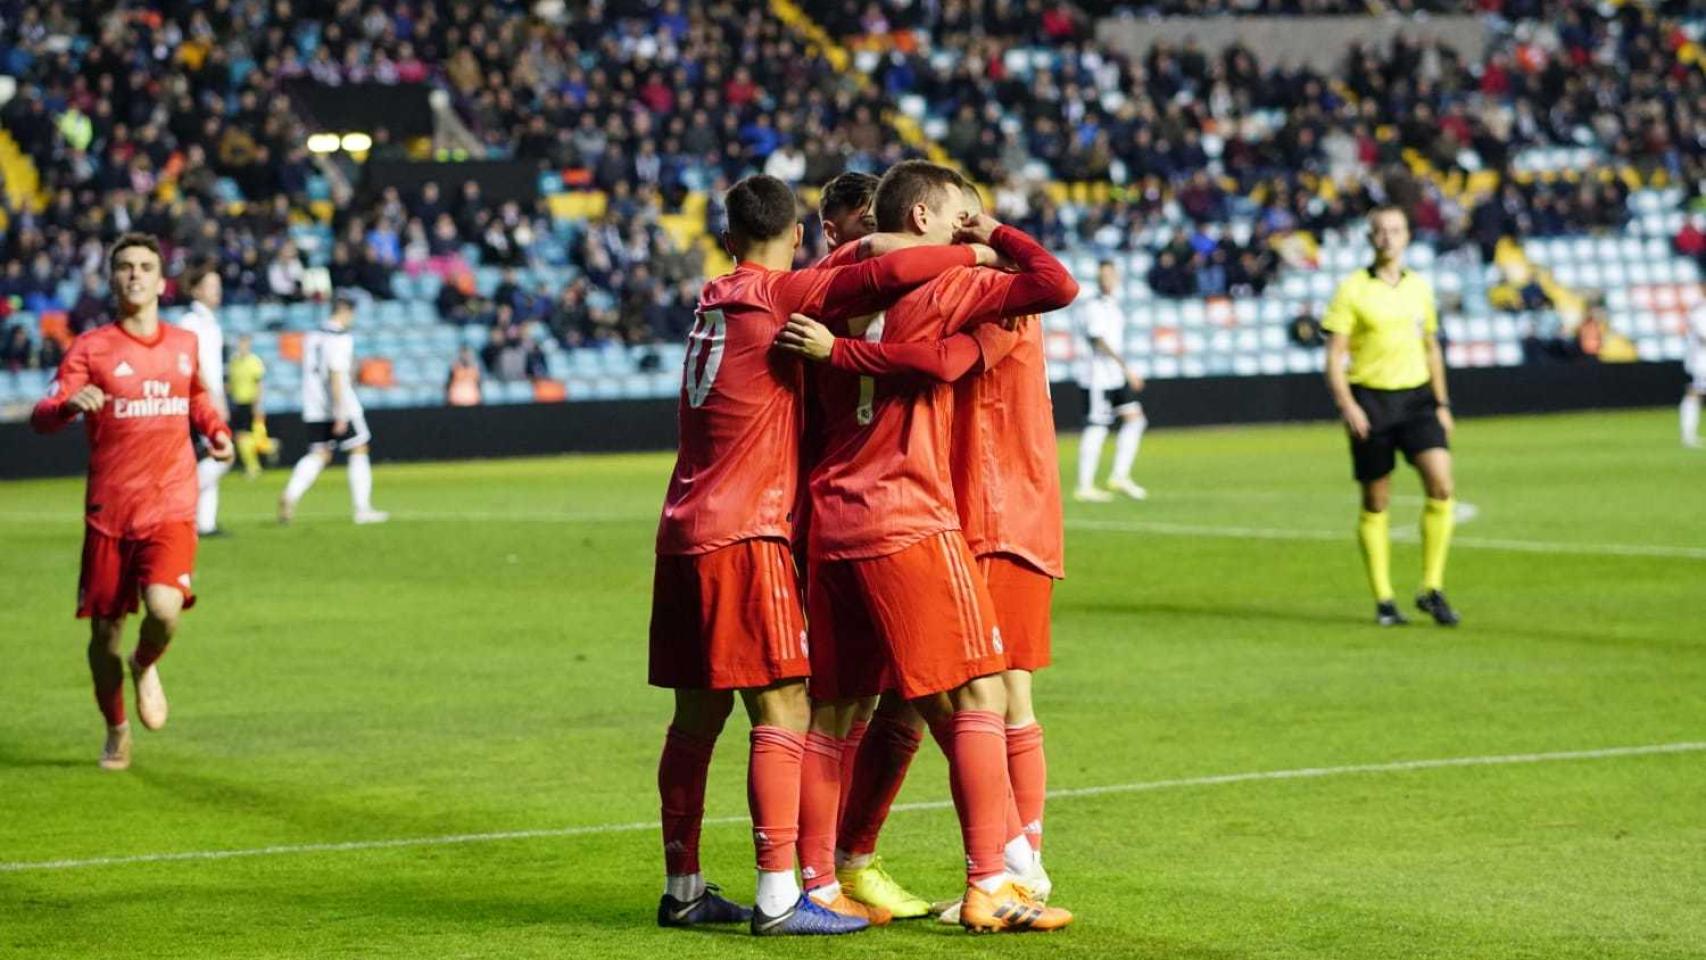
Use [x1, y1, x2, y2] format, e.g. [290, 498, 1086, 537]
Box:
[2, 407, 1702, 959]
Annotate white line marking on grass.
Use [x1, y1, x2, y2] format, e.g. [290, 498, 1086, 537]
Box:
[1066, 518, 1706, 560]
[3, 741, 1700, 874]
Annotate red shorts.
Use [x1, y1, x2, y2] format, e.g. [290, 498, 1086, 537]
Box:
[817, 531, 1006, 701]
[806, 559, 889, 701]
[649, 538, 810, 690]
[977, 553, 1053, 671]
[77, 522, 198, 620]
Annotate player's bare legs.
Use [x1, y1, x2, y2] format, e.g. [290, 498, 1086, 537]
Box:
[1411, 448, 1460, 625]
[1682, 386, 1702, 448]
[89, 616, 130, 770]
[280, 447, 333, 523]
[128, 584, 181, 731]
[347, 442, 388, 525]
[1107, 405, 1148, 500]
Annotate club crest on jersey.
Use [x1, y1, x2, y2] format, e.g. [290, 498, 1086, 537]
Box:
[178, 353, 193, 376]
[114, 361, 135, 377]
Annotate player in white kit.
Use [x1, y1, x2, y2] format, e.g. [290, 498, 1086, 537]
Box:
[279, 294, 388, 524]
[1075, 260, 1148, 501]
[176, 265, 231, 535]
[1682, 297, 1706, 449]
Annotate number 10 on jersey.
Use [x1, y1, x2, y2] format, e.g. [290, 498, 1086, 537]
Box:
[685, 309, 726, 407]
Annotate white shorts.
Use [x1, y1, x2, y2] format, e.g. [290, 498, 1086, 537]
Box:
[1084, 384, 1142, 428]
[306, 414, 372, 453]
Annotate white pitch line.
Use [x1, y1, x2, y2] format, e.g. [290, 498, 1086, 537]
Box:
[3, 741, 1700, 875]
[1066, 518, 1706, 560]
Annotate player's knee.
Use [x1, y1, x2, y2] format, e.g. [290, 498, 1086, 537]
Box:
[672, 689, 734, 737]
[142, 587, 184, 631]
[747, 679, 809, 732]
[1360, 485, 1390, 513]
[948, 673, 1007, 715]
[1002, 670, 1035, 726]
[352, 444, 370, 456]
[88, 620, 124, 655]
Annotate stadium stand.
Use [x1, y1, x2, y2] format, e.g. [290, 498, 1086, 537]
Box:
[1, 0, 1702, 422]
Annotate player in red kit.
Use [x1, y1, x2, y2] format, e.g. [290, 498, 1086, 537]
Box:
[782, 161, 1078, 933]
[648, 174, 995, 936]
[30, 234, 233, 771]
[781, 183, 1066, 923]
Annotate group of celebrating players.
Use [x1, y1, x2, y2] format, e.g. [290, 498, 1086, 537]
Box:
[647, 161, 1079, 935]
[28, 151, 1483, 940]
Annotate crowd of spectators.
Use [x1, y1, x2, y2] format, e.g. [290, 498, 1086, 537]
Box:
[2, 0, 1702, 347]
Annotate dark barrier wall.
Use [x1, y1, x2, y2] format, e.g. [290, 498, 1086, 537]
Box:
[358, 160, 542, 208]
[0, 363, 1686, 480]
[286, 80, 434, 139]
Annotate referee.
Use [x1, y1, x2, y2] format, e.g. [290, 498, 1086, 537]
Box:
[1323, 205, 1460, 627]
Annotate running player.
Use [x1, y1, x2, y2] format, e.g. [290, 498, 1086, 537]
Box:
[175, 262, 232, 534]
[1323, 205, 1460, 627]
[1075, 259, 1148, 501]
[648, 173, 993, 937]
[30, 233, 234, 770]
[779, 183, 1064, 924]
[278, 294, 387, 525]
[790, 160, 1077, 933]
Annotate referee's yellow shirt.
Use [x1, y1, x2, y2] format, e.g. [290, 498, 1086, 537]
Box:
[1321, 268, 1437, 391]
[228, 353, 266, 404]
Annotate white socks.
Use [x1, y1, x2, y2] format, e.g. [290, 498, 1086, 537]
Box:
[347, 452, 374, 513]
[195, 457, 229, 533]
[806, 879, 842, 906]
[283, 453, 326, 505]
[754, 869, 799, 916]
[1112, 414, 1146, 483]
[1683, 393, 1701, 446]
[665, 872, 705, 902]
[1077, 424, 1109, 491]
[973, 873, 1008, 894]
[1004, 834, 1035, 876]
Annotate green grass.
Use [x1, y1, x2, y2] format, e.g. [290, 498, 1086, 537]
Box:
[2, 408, 1703, 959]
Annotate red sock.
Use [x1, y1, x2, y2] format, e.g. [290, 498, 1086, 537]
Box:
[1007, 723, 1046, 852]
[837, 713, 922, 857]
[91, 659, 125, 727]
[749, 726, 804, 873]
[133, 638, 169, 670]
[949, 710, 1011, 885]
[658, 727, 716, 876]
[837, 719, 868, 811]
[798, 731, 842, 891]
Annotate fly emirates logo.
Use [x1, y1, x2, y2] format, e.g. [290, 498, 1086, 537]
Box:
[113, 379, 189, 419]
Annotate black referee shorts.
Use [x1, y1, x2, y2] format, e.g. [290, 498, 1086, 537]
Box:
[1348, 385, 1447, 483]
[229, 403, 256, 433]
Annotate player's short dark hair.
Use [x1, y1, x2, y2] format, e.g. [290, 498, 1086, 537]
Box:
[181, 260, 218, 294]
[1369, 203, 1410, 226]
[1098, 259, 1116, 270]
[108, 233, 161, 271]
[724, 174, 800, 248]
[819, 172, 879, 220]
[872, 160, 966, 233]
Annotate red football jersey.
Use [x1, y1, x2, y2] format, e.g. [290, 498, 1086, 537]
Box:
[655, 246, 976, 555]
[951, 320, 1065, 578]
[32, 322, 230, 538]
[809, 227, 1077, 561]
